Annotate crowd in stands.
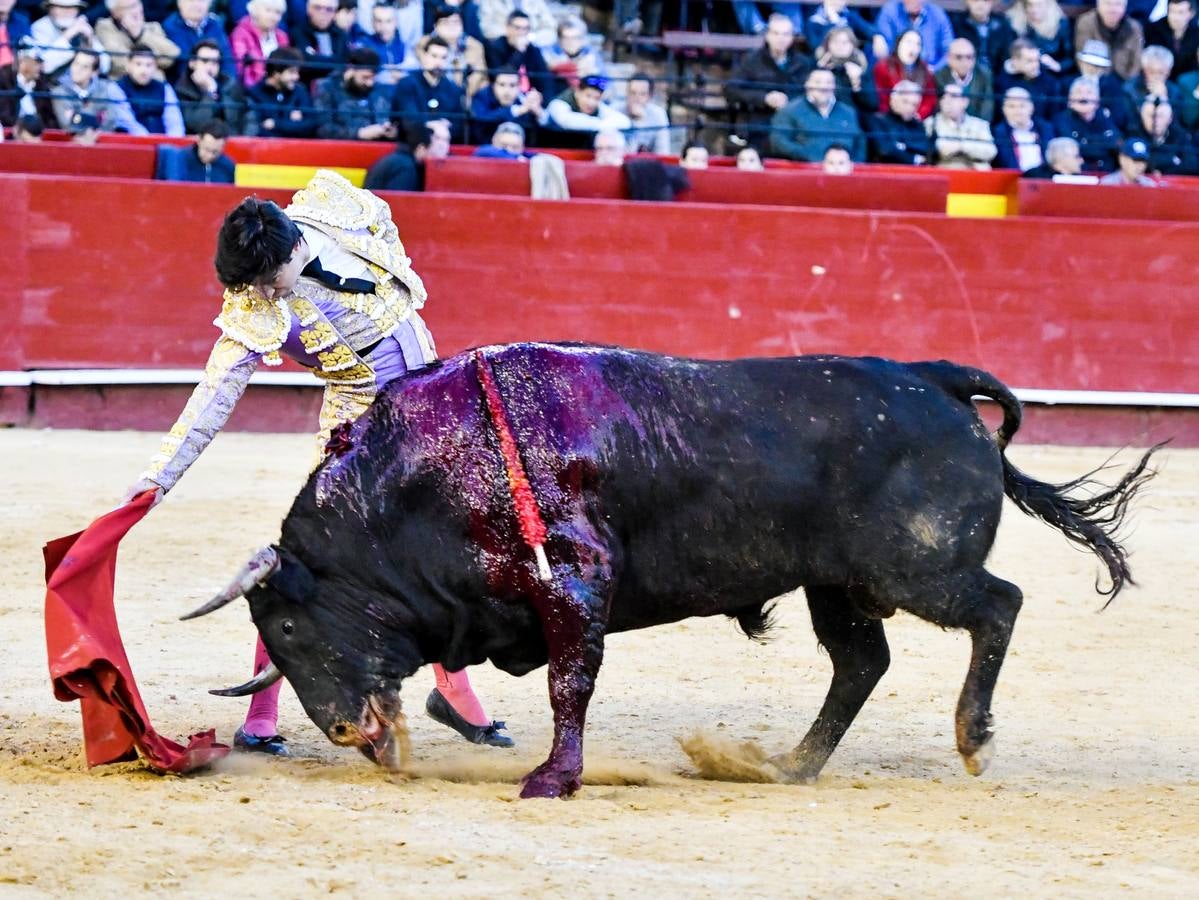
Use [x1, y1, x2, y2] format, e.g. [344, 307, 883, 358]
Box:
[2, 0, 1197, 187]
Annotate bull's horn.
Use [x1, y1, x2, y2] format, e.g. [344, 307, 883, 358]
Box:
[208, 663, 284, 697]
[180, 546, 281, 621]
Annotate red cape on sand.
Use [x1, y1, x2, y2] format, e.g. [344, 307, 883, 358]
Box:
[43, 491, 230, 774]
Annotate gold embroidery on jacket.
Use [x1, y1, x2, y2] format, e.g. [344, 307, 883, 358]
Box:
[213, 287, 288, 366]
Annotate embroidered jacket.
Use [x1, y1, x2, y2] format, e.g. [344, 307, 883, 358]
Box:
[141, 170, 435, 491]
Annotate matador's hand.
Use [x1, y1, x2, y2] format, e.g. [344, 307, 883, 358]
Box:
[121, 478, 165, 508]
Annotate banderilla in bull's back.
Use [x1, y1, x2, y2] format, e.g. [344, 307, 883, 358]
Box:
[183, 342, 1162, 799]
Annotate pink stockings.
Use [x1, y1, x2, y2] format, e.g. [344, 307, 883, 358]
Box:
[241, 637, 491, 737]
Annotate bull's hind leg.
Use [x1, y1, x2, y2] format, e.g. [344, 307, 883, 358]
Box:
[520, 572, 611, 799]
[769, 586, 890, 783]
[895, 569, 1023, 776]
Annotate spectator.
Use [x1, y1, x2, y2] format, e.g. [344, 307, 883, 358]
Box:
[1006, 0, 1073, 77]
[542, 14, 604, 96]
[679, 140, 709, 168]
[230, 0, 290, 88]
[360, 3, 411, 84]
[31, 0, 109, 78]
[731, 2, 803, 39]
[1123, 44, 1184, 122]
[51, 47, 139, 131]
[592, 127, 626, 166]
[96, 0, 179, 81]
[544, 73, 631, 136]
[1127, 96, 1196, 173]
[1145, 0, 1199, 78]
[950, 0, 1014, 72]
[12, 111, 43, 139]
[725, 13, 812, 151]
[245, 45, 319, 136]
[817, 26, 879, 116]
[1099, 136, 1156, 182]
[870, 78, 931, 163]
[995, 36, 1062, 121]
[771, 67, 865, 161]
[162, 0, 236, 82]
[174, 38, 246, 133]
[1023, 135, 1088, 177]
[0, 0, 33, 68]
[314, 44, 396, 139]
[467, 63, 542, 144]
[423, 0, 483, 44]
[0, 35, 55, 128]
[1076, 37, 1129, 128]
[611, 0, 662, 42]
[876, 0, 953, 70]
[116, 43, 184, 134]
[364, 119, 450, 190]
[925, 81, 996, 168]
[1177, 48, 1199, 128]
[162, 118, 236, 181]
[935, 36, 994, 122]
[478, 0, 554, 48]
[1075, 0, 1144, 80]
[292, 0, 349, 85]
[1052, 75, 1120, 172]
[621, 72, 669, 155]
[473, 119, 525, 157]
[806, 0, 887, 63]
[993, 85, 1054, 170]
[735, 145, 764, 170]
[391, 35, 465, 142]
[822, 141, 854, 173]
[335, 0, 367, 44]
[431, 5, 486, 100]
[484, 10, 552, 98]
[873, 29, 936, 119]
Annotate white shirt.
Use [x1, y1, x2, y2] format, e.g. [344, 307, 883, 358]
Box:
[300, 224, 378, 285]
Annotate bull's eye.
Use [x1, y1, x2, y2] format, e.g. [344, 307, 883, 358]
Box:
[280, 619, 295, 635]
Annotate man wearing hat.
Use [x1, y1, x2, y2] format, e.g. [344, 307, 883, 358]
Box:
[544, 72, 631, 139]
[0, 0, 33, 68]
[1076, 37, 1130, 129]
[0, 34, 55, 126]
[29, 0, 110, 78]
[1099, 137, 1158, 184]
[1074, 0, 1144, 80]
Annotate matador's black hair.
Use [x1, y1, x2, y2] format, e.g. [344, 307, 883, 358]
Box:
[213, 198, 301, 289]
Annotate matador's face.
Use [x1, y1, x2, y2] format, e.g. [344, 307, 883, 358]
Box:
[257, 236, 308, 300]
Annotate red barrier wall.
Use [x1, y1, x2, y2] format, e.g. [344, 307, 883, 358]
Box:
[1017, 179, 1199, 220]
[2, 173, 1196, 401]
[425, 156, 951, 211]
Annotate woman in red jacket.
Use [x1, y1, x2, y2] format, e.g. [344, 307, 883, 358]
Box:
[873, 29, 937, 120]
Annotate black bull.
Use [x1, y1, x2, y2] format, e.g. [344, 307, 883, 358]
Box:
[189, 344, 1157, 798]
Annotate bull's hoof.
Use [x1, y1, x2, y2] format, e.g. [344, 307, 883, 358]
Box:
[519, 764, 582, 799]
[765, 752, 819, 785]
[962, 735, 995, 776]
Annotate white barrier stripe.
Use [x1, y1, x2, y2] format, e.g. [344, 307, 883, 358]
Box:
[0, 371, 1196, 408]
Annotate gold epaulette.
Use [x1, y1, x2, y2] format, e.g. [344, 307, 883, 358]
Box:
[213, 287, 289, 366]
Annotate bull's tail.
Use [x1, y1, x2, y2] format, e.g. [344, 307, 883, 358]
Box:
[915, 361, 1164, 603]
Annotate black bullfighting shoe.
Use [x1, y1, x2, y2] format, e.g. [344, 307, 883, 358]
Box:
[233, 727, 290, 757]
[425, 689, 515, 748]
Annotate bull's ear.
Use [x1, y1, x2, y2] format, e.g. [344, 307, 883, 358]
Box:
[266, 548, 317, 605]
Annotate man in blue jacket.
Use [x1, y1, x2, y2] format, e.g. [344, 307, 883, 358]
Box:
[876, 0, 954, 69]
[770, 67, 865, 161]
[161, 0, 235, 81]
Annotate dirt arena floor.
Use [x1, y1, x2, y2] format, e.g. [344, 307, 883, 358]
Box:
[1, 429, 1196, 897]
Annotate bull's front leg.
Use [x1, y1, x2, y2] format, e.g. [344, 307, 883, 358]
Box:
[520, 573, 609, 799]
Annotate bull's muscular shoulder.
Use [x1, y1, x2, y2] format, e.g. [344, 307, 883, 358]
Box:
[285, 169, 399, 245]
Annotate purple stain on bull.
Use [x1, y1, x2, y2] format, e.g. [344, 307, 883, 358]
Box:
[183, 343, 1161, 799]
